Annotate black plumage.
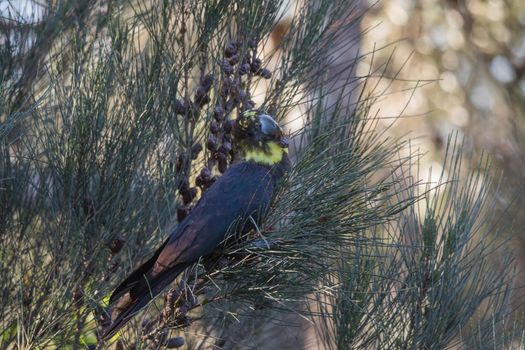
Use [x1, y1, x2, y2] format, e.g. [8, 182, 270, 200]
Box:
[102, 112, 290, 339]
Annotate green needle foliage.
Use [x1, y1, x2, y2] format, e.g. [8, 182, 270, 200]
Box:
[0, 0, 517, 349]
[315, 140, 515, 349]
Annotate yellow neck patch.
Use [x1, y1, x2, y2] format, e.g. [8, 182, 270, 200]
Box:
[244, 141, 287, 165]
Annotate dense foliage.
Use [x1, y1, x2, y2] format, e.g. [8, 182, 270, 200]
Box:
[0, 0, 518, 349]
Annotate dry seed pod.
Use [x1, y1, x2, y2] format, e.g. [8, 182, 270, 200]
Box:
[165, 337, 185, 348]
[109, 236, 125, 254]
[219, 141, 232, 154]
[222, 76, 233, 89]
[197, 95, 210, 106]
[194, 86, 205, 99]
[229, 85, 240, 100]
[114, 340, 125, 350]
[217, 153, 228, 174]
[206, 135, 218, 151]
[180, 189, 191, 205]
[158, 330, 168, 346]
[195, 176, 204, 188]
[194, 86, 209, 106]
[250, 58, 262, 73]
[224, 42, 237, 57]
[200, 167, 212, 180]
[223, 119, 234, 133]
[215, 338, 226, 347]
[248, 36, 258, 49]
[239, 63, 250, 75]
[237, 90, 247, 103]
[279, 136, 290, 148]
[222, 59, 234, 75]
[175, 155, 183, 172]
[244, 99, 256, 110]
[191, 143, 203, 159]
[225, 99, 236, 113]
[228, 55, 239, 65]
[99, 311, 111, 329]
[72, 287, 83, 304]
[200, 74, 214, 91]
[82, 198, 96, 219]
[2, 288, 8, 305]
[243, 52, 251, 63]
[141, 318, 155, 333]
[174, 99, 188, 115]
[210, 120, 220, 134]
[213, 106, 225, 121]
[196, 168, 215, 190]
[259, 68, 272, 79]
[107, 261, 119, 274]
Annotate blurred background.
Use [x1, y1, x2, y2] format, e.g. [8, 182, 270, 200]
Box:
[268, 1, 525, 339]
[360, 0, 525, 175]
[355, 0, 525, 308]
[272, 0, 525, 344]
[270, 0, 525, 200]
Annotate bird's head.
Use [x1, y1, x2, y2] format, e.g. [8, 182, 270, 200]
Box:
[234, 110, 289, 166]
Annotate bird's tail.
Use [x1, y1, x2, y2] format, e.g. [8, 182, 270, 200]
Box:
[102, 263, 189, 340]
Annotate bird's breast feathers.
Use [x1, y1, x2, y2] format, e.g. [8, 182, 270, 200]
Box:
[244, 141, 288, 166]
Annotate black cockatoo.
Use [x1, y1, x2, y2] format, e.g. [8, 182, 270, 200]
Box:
[102, 110, 290, 338]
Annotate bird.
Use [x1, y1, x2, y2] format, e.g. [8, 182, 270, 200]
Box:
[102, 110, 290, 339]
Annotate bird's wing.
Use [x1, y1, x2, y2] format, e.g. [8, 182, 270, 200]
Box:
[103, 263, 189, 339]
[104, 163, 275, 339]
[150, 162, 275, 279]
[108, 237, 170, 304]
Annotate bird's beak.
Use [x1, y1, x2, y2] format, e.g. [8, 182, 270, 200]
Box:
[258, 114, 283, 139]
